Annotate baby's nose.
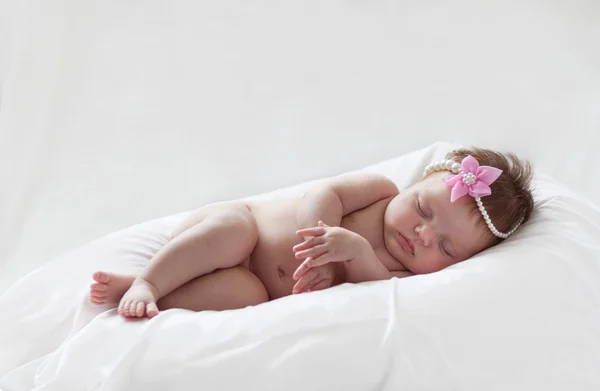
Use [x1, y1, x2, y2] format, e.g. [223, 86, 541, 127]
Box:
[415, 224, 434, 247]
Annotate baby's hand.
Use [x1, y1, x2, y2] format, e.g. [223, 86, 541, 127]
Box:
[293, 221, 366, 281]
[292, 262, 336, 294]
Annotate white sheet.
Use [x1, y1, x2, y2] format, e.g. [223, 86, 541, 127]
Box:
[1, 1, 600, 292]
[2, 142, 600, 390]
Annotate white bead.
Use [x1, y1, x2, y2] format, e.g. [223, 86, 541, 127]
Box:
[451, 162, 461, 173]
[445, 160, 453, 169]
[462, 172, 476, 185]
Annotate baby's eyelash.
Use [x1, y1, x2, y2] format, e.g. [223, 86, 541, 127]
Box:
[439, 241, 453, 258]
[416, 199, 424, 216]
[439, 242, 448, 256]
[417, 198, 430, 218]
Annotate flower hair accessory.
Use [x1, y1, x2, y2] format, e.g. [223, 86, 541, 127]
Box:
[423, 155, 524, 239]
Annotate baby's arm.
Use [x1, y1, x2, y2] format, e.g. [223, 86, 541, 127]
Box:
[293, 223, 414, 285]
[325, 239, 414, 283]
[296, 173, 398, 232]
[343, 236, 393, 283]
[344, 239, 416, 282]
[292, 174, 398, 292]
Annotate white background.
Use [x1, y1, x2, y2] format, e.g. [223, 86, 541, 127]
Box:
[0, 0, 599, 291]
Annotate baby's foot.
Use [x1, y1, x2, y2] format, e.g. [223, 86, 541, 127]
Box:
[117, 278, 160, 318]
[90, 271, 135, 305]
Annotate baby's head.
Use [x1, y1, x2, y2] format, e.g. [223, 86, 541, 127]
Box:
[383, 147, 534, 274]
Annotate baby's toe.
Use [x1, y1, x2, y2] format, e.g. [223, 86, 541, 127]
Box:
[146, 302, 159, 318]
[129, 301, 140, 317]
[135, 302, 145, 317]
[91, 290, 108, 298]
[120, 300, 131, 317]
[90, 283, 108, 292]
[93, 271, 110, 284]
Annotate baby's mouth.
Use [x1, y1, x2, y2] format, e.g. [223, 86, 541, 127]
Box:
[397, 233, 414, 256]
[406, 237, 415, 254]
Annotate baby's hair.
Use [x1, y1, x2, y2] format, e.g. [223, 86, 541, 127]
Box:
[445, 147, 535, 244]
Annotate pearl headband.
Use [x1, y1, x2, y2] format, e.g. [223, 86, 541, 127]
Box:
[423, 155, 523, 239]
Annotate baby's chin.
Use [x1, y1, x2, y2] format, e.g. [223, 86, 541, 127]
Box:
[383, 237, 410, 270]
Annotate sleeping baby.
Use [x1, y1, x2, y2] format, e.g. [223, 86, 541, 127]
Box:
[89, 147, 534, 318]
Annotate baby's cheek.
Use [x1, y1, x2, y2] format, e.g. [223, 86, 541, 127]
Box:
[425, 256, 451, 273]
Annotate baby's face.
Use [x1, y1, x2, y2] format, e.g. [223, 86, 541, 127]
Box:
[383, 171, 492, 274]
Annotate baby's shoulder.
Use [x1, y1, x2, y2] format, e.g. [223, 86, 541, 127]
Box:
[343, 196, 392, 226]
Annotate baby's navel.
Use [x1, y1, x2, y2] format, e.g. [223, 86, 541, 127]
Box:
[277, 267, 285, 279]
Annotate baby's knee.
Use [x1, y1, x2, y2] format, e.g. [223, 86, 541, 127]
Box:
[221, 204, 257, 231]
[210, 204, 258, 247]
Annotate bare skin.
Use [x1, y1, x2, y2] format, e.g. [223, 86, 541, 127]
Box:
[90, 172, 492, 318]
[89, 271, 134, 306]
[91, 268, 269, 313]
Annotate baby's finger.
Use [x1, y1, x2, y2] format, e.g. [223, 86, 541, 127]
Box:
[301, 253, 332, 269]
[294, 244, 328, 260]
[296, 226, 327, 237]
[293, 254, 331, 280]
[292, 236, 326, 252]
[317, 221, 330, 227]
[293, 260, 311, 281]
[293, 256, 318, 280]
[292, 269, 319, 293]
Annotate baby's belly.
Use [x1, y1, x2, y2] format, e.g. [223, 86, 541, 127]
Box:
[247, 199, 303, 300]
[250, 248, 301, 300]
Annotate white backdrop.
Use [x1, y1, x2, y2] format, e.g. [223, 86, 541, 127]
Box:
[0, 0, 599, 291]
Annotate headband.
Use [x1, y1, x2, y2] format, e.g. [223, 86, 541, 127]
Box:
[423, 155, 523, 239]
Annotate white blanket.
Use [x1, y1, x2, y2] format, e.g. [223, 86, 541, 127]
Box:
[2, 142, 600, 391]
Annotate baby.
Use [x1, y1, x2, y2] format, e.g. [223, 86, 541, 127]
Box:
[89, 147, 534, 318]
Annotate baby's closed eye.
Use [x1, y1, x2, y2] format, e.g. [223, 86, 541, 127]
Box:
[416, 197, 432, 219]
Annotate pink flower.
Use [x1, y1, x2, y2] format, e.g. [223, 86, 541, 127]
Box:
[444, 155, 502, 202]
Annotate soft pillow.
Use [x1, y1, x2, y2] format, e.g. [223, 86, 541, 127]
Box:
[1, 142, 599, 391]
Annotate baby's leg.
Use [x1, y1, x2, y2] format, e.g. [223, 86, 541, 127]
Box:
[157, 266, 268, 311]
[119, 202, 258, 318]
[90, 267, 267, 313]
